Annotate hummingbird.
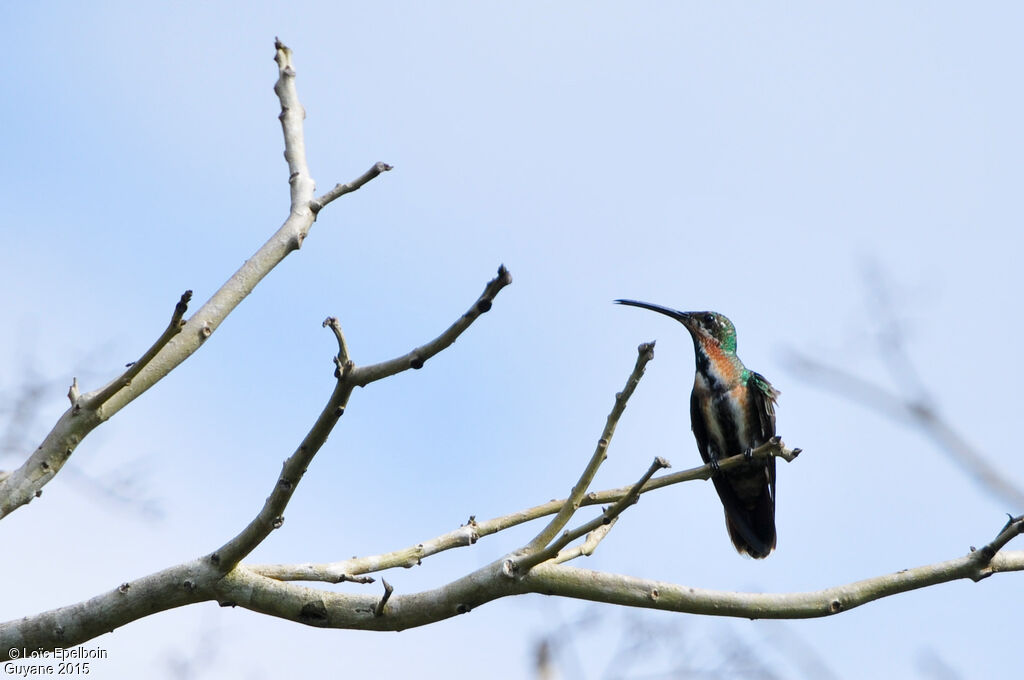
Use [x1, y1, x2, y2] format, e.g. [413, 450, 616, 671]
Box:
[615, 300, 780, 558]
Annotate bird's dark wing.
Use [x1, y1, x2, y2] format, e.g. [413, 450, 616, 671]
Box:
[690, 373, 780, 558]
[748, 371, 779, 441]
[689, 388, 713, 465]
[748, 370, 779, 503]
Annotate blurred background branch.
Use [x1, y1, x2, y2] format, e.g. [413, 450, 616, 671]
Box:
[0, 359, 163, 520]
[784, 260, 1024, 510]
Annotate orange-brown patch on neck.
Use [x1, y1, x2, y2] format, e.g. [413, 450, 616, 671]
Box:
[700, 336, 741, 385]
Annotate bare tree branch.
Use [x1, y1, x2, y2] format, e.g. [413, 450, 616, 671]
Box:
[212, 365, 354, 572]
[82, 290, 193, 411]
[785, 262, 1024, 511]
[349, 264, 512, 387]
[0, 262, 512, 651]
[213, 265, 510, 572]
[208, 520, 1024, 633]
[523, 342, 655, 556]
[374, 579, 395, 617]
[311, 161, 394, 214]
[786, 351, 1024, 510]
[551, 521, 615, 565]
[5, 40, 1021, 665]
[0, 39, 390, 520]
[1, 372, 163, 518]
[0, 560, 215, 653]
[248, 439, 799, 583]
[524, 456, 671, 569]
[6, 518, 1019, 652]
[974, 513, 1024, 561]
[523, 546, 1024, 621]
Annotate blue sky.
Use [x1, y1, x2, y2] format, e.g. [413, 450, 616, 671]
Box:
[2, 2, 1022, 678]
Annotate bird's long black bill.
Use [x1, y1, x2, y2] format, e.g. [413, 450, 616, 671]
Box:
[614, 299, 691, 323]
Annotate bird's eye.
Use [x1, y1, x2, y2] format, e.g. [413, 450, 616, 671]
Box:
[704, 314, 716, 326]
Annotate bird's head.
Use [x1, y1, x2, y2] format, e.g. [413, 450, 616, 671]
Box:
[614, 300, 737, 354]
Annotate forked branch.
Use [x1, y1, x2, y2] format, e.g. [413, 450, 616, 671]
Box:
[311, 162, 394, 214]
[0, 39, 389, 520]
[249, 440, 799, 583]
[83, 290, 193, 411]
[521, 456, 671, 570]
[350, 265, 512, 387]
[207, 517, 1024, 633]
[523, 342, 655, 555]
[214, 265, 512, 572]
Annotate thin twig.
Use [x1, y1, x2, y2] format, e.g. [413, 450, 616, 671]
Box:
[66, 378, 80, 406]
[971, 514, 1024, 570]
[552, 522, 616, 564]
[520, 457, 670, 570]
[214, 267, 512, 571]
[218, 518, 1024, 633]
[273, 38, 316, 236]
[247, 440, 798, 582]
[523, 342, 655, 555]
[349, 265, 512, 386]
[323, 317, 353, 380]
[340, 574, 376, 585]
[311, 162, 393, 214]
[84, 291, 192, 411]
[374, 579, 394, 617]
[2, 40, 346, 519]
[637, 436, 799, 490]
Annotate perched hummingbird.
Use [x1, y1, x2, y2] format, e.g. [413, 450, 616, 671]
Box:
[615, 300, 780, 558]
